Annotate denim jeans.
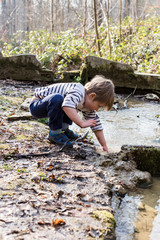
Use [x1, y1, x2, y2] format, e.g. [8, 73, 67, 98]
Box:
[29, 94, 72, 130]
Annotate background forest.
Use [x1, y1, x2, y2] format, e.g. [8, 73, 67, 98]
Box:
[0, 0, 160, 77]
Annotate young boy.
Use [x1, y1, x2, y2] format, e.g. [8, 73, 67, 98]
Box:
[29, 75, 114, 152]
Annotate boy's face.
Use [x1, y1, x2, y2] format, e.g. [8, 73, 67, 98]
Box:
[84, 93, 106, 111]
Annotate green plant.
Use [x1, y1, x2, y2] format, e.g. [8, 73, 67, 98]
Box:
[1, 16, 160, 74]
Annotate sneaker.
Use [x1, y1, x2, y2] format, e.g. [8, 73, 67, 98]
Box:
[64, 129, 79, 139]
[48, 131, 73, 147]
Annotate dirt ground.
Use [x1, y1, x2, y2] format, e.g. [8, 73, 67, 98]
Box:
[1, 79, 158, 240]
[0, 80, 116, 240]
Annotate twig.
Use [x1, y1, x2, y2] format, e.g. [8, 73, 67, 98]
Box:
[58, 131, 89, 152]
[58, 139, 72, 152]
[4, 152, 53, 159]
[125, 85, 137, 100]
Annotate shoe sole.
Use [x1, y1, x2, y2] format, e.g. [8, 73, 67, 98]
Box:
[48, 136, 73, 147]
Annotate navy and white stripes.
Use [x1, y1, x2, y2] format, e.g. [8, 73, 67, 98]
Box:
[34, 82, 103, 132]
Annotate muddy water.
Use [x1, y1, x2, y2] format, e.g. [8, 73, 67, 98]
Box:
[72, 96, 160, 152]
[72, 96, 160, 240]
[111, 177, 160, 240]
[101, 97, 160, 240]
[133, 178, 160, 240]
[98, 97, 160, 152]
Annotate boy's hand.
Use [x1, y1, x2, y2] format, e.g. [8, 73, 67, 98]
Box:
[102, 145, 109, 153]
[94, 130, 109, 153]
[63, 107, 97, 129]
[81, 119, 97, 128]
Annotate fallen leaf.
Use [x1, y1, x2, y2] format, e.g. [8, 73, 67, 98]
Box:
[38, 220, 50, 226]
[51, 219, 66, 227]
[46, 166, 54, 171]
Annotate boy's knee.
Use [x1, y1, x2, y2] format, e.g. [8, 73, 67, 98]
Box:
[50, 94, 64, 105]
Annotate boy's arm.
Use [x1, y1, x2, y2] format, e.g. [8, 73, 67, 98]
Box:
[94, 130, 109, 153]
[63, 107, 97, 128]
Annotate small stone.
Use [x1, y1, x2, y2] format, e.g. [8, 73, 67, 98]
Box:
[31, 175, 41, 183]
[138, 202, 146, 211]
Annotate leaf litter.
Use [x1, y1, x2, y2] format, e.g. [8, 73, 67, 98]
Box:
[0, 80, 115, 240]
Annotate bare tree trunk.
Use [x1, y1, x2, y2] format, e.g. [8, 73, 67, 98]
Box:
[27, 0, 31, 32]
[135, 0, 138, 19]
[126, 0, 130, 17]
[8, 0, 12, 36]
[83, 0, 87, 38]
[119, 0, 122, 42]
[56, 0, 60, 32]
[61, 3, 64, 31]
[51, 0, 54, 32]
[13, 0, 16, 33]
[97, 0, 103, 26]
[67, 0, 71, 28]
[106, 0, 111, 56]
[93, 0, 101, 57]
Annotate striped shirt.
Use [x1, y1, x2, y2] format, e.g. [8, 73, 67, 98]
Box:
[34, 82, 103, 132]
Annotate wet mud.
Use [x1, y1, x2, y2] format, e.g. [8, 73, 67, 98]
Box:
[0, 79, 160, 240]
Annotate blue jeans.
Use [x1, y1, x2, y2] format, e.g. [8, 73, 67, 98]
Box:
[29, 94, 72, 130]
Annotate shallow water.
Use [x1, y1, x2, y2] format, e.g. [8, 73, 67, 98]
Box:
[72, 96, 160, 240]
[136, 177, 160, 240]
[72, 96, 160, 152]
[113, 177, 160, 240]
[98, 98, 160, 152]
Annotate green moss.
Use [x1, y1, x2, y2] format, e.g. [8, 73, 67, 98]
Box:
[127, 146, 160, 176]
[3, 163, 13, 171]
[17, 168, 27, 173]
[0, 144, 10, 150]
[0, 192, 14, 197]
[92, 210, 116, 229]
[0, 95, 22, 105]
[15, 134, 31, 140]
[91, 210, 116, 239]
[37, 118, 48, 125]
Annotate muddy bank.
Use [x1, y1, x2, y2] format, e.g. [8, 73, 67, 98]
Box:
[0, 79, 159, 239]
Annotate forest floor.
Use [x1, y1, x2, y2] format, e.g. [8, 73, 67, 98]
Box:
[0, 80, 116, 240]
[1, 79, 158, 240]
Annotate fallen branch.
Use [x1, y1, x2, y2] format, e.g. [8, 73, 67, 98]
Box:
[125, 85, 137, 100]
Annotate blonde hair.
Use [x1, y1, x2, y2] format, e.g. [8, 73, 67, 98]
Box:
[85, 75, 115, 110]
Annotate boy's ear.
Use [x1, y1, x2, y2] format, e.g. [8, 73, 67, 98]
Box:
[89, 92, 96, 99]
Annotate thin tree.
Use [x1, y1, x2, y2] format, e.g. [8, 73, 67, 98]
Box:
[67, 0, 71, 29]
[119, 0, 122, 42]
[83, 0, 87, 38]
[27, 0, 31, 32]
[61, 1, 64, 31]
[93, 0, 101, 57]
[51, 0, 54, 32]
[125, 0, 130, 17]
[106, 0, 111, 56]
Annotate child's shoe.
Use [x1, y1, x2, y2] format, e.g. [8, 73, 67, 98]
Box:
[64, 129, 79, 139]
[48, 131, 73, 147]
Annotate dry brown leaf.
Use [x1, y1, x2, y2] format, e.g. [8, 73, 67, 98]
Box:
[51, 219, 66, 227]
